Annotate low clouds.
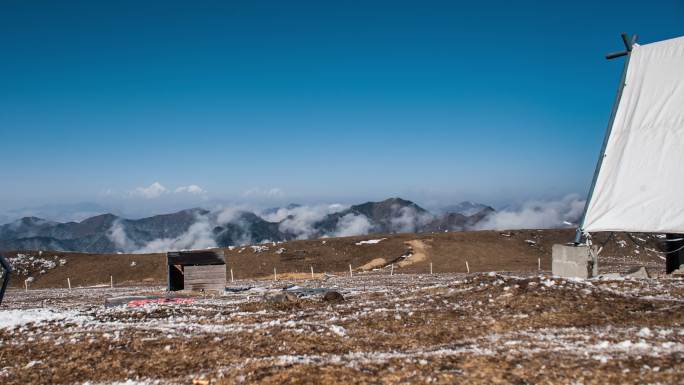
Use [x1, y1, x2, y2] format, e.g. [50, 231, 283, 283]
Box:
[390, 205, 435, 233]
[332, 213, 372, 237]
[106, 220, 136, 252]
[100, 195, 587, 253]
[473, 194, 585, 231]
[265, 204, 347, 239]
[106, 213, 217, 254]
[134, 215, 217, 253]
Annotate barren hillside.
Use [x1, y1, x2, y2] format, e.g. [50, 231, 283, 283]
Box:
[2, 229, 666, 289]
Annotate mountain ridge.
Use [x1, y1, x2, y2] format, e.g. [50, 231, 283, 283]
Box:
[0, 198, 495, 253]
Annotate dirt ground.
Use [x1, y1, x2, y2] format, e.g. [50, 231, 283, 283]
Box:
[2, 229, 668, 289]
[1, 272, 683, 385]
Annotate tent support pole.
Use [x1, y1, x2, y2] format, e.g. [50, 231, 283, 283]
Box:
[0, 255, 11, 306]
[575, 33, 637, 244]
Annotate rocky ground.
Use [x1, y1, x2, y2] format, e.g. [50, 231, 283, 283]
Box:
[2, 272, 684, 385]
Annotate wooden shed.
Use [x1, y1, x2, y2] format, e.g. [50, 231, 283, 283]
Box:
[167, 250, 226, 292]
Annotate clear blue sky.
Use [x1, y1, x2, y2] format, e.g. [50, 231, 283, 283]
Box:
[1, 0, 682, 212]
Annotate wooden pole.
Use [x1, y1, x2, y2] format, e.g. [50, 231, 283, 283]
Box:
[538, 258, 541, 270]
[24, 279, 28, 292]
[67, 277, 71, 290]
[310, 265, 314, 279]
[349, 264, 353, 277]
[430, 262, 433, 275]
[110, 275, 113, 288]
[466, 261, 470, 273]
[230, 268, 234, 283]
[274, 267, 277, 281]
[390, 264, 394, 276]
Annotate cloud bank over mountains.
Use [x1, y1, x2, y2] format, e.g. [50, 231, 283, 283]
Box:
[0, 195, 584, 254]
[473, 194, 585, 231]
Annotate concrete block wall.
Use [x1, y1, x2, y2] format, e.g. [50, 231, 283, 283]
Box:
[552, 244, 598, 279]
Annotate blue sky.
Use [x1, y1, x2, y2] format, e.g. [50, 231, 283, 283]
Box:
[0, 0, 682, 215]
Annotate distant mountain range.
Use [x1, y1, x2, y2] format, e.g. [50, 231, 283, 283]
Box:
[0, 198, 495, 253]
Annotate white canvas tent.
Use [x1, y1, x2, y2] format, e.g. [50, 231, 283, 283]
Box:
[580, 35, 684, 235]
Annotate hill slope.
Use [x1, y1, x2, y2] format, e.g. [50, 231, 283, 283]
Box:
[2, 229, 665, 289]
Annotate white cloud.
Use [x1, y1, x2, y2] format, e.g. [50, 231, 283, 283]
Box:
[269, 204, 347, 239]
[134, 214, 217, 253]
[333, 213, 373, 237]
[217, 206, 247, 224]
[473, 194, 585, 231]
[130, 182, 168, 199]
[389, 205, 435, 233]
[242, 187, 284, 199]
[127, 182, 207, 199]
[174, 185, 206, 195]
[106, 220, 136, 252]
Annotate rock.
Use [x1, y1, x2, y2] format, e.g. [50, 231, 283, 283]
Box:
[265, 292, 298, 303]
[597, 273, 623, 280]
[624, 266, 650, 278]
[596, 266, 651, 280]
[322, 291, 344, 303]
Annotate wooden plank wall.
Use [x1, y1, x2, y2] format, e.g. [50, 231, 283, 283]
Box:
[168, 250, 225, 265]
[183, 265, 226, 292]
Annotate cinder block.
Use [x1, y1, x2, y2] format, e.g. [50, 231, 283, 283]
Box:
[552, 244, 598, 279]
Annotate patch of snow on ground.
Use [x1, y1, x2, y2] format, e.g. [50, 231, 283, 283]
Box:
[0, 309, 77, 329]
[7, 254, 60, 275]
[355, 238, 386, 245]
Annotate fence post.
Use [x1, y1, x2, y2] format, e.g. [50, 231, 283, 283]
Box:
[466, 261, 470, 274]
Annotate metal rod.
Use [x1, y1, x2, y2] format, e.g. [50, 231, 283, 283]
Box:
[576, 34, 637, 243]
[0, 255, 11, 306]
[606, 51, 628, 60]
[621, 32, 632, 51]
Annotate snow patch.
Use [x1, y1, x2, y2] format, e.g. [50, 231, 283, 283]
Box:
[355, 238, 387, 245]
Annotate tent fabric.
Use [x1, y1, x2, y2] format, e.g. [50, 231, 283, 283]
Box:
[583, 35, 684, 234]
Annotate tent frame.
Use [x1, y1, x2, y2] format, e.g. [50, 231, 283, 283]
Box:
[575, 33, 638, 244]
[0, 255, 11, 306]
